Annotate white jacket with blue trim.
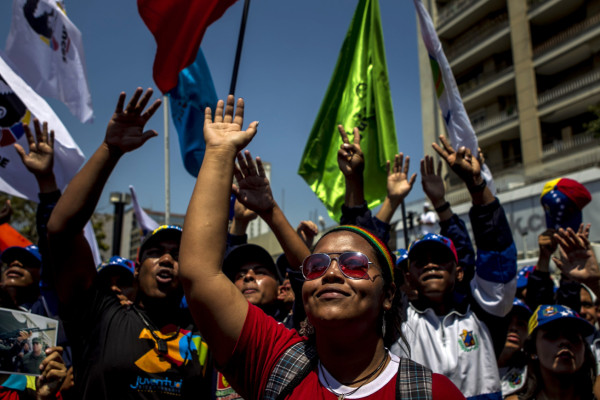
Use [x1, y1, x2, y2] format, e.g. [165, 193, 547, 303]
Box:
[392, 198, 517, 400]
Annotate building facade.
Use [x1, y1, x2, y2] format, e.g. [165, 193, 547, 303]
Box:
[396, 0, 600, 257]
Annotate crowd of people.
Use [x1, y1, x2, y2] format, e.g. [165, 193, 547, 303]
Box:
[0, 89, 598, 399]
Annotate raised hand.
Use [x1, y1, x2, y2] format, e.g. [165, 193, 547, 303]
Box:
[420, 155, 445, 206]
[204, 95, 258, 153]
[553, 226, 600, 284]
[14, 119, 55, 178]
[233, 150, 275, 214]
[296, 220, 319, 248]
[432, 136, 482, 186]
[104, 88, 162, 155]
[36, 346, 67, 400]
[233, 198, 258, 223]
[386, 153, 416, 206]
[337, 125, 364, 178]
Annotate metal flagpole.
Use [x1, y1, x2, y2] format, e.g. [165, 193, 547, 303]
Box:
[229, 0, 251, 95]
[163, 95, 170, 225]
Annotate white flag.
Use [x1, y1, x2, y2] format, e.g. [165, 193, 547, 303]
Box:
[413, 0, 496, 194]
[0, 54, 101, 265]
[5, 0, 93, 123]
[129, 185, 159, 237]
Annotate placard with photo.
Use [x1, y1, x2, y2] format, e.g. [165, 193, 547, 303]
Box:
[0, 307, 58, 376]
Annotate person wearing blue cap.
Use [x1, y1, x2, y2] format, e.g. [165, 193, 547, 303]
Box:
[497, 299, 533, 397]
[1, 244, 42, 310]
[390, 138, 518, 400]
[506, 304, 596, 400]
[47, 89, 211, 399]
[96, 256, 136, 305]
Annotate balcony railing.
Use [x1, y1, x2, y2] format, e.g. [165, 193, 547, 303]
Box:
[458, 66, 514, 98]
[533, 13, 600, 57]
[542, 131, 600, 157]
[437, 0, 479, 27]
[472, 109, 518, 133]
[446, 13, 509, 60]
[538, 69, 600, 106]
[527, 0, 551, 12]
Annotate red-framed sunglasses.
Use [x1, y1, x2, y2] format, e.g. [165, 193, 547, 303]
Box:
[301, 252, 373, 280]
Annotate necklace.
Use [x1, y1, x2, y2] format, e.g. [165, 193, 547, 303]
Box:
[319, 351, 389, 400]
[132, 305, 180, 354]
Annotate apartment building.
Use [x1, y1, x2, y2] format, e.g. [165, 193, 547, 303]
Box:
[400, 0, 600, 256]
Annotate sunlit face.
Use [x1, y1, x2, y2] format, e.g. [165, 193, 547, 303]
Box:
[233, 263, 279, 307]
[302, 231, 393, 331]
[407, 248, 461, 302]
[579, 288, 597, 327]
[535, 323, 586, 376]
[1, 259, 39, 289]
[136, 239, 181, 300]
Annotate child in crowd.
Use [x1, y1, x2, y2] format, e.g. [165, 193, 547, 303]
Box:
[392, 138, 517, 400]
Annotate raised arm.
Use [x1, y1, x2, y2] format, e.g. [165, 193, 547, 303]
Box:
[14, 120, 59, 291]
[47, 88, 161, 306]
[233, 150, 310, 270]
[338, 125, 365, 209]
[179, 95, 258, 367]
[432, 137, 494, 206]
[375, 153, 416, 224]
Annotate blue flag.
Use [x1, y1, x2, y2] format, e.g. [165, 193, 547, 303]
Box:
[168, 49, 218, 176]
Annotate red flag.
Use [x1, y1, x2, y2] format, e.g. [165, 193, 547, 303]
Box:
[138, 0, 239, 93]
[0, 223, 32, 252]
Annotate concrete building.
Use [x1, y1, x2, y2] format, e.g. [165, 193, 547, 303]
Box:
[396, 0, 600, 257]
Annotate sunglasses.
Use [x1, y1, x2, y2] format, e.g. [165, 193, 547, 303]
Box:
[301, 252, 373, 280]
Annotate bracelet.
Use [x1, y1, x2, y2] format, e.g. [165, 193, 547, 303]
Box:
[434, 201, 450, 213]
[468, 179, 487, 193]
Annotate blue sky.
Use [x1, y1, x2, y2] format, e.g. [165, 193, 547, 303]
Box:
[0, 0, 426, 228]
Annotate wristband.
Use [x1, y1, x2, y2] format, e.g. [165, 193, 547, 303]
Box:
[434, 201, 450, 213]
[468, 179, 487, 193]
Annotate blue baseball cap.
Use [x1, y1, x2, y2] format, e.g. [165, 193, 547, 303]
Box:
[528, 304, 594, 337]
[137, 225, 182, 263]
[516, 265, 534, 289]
[97, 256, 135, 276]
[1, 245, 42, 268]
[512, 298, 532, 315]
[395, 248, 408, 269]
[408, 233, 458, 264]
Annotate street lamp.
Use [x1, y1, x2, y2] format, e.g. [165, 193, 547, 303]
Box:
[110, 192, 131, 257]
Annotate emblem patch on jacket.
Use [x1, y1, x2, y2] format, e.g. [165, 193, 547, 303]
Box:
[458, 329, 479, 352]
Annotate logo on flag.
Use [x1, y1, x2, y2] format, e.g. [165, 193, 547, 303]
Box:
[0, 75, 32, 148]
[6, 0, 93, 123]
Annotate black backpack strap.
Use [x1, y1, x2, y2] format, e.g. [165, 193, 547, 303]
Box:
[264, 340, 318, 400]
[396, 357, 433, 400]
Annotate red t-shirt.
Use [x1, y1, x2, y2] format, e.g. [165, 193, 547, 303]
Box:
[222, 304, 465, 400]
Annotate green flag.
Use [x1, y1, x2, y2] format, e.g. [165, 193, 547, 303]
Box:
[298, 0, 397, 222]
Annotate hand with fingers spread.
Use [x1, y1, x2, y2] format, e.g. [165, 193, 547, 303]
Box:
[432, 136, 482, 187]
[204, 95, 258, 153]
[14, 119, 55, 178]
[233, 150, 275, 214]
[386, 153, 416, 207]
[420, 155, 446, 207]
[104, 87, 162, 155]
[553, 226, 600, 284]
[36, 346, 67, 400]
[337, 125, 364, 178]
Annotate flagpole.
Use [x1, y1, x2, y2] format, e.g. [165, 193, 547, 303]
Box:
[229, 0, 251, 95]
[163, 95, 170, 225]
